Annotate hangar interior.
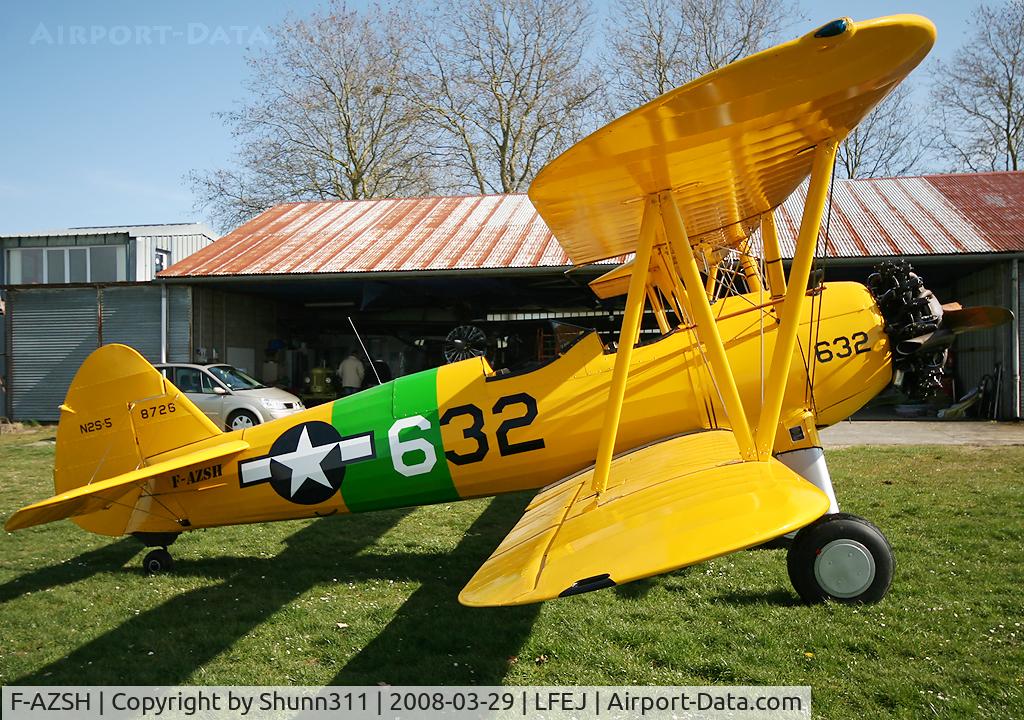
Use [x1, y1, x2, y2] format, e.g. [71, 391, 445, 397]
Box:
[184, 265, 621, 390]
[178, 254, 1021, 422]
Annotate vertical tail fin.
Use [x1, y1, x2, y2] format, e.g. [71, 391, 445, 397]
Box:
[54, 344, 222, 535]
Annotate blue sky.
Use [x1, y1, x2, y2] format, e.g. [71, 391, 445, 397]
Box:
[0, 1, 975, 235]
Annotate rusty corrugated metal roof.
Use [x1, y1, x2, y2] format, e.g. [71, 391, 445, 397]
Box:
[162, 172, 1024, 279]
[923, 172, 1024, 252]
[772, 173, 1023, 257]
[161, 194, 569, 277]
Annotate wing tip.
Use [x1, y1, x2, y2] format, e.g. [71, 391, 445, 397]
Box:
[5, 507, 42, 532]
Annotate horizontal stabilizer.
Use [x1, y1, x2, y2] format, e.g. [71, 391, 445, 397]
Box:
[5, 440, 249, 532]
[459, 431, 829, 606]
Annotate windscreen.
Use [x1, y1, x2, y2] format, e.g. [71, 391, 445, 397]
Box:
[208, 365, 265, 390]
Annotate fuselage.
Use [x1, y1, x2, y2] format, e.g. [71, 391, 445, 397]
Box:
[135, 281, 891, 535]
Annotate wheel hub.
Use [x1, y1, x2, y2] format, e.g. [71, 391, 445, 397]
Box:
[813, 538, 876, 599]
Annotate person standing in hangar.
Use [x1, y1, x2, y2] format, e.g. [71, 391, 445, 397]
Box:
[337, 349, 365, 396]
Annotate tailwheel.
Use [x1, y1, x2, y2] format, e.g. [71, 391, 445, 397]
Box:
[142, 548, 174, 574]
[787, 513, 894, 604]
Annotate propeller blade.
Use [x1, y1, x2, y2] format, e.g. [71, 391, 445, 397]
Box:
[942, 306, 1014, 334]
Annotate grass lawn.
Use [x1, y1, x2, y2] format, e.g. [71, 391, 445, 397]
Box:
[0, 427, 1021, 718]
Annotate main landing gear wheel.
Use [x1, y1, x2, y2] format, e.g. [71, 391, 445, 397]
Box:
[787, 513, 894, 604]
[143, 548, 174, 574]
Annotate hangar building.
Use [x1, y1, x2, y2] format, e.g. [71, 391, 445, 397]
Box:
[2, 173, 1021, 423]
[158, 171, 1024, 421]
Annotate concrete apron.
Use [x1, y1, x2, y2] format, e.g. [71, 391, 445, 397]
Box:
[820, 420, 1024, 447]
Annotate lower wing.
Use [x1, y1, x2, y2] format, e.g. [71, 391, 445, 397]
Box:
[459, 430, 829, 606]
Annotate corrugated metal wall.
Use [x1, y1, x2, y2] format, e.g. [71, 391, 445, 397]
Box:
[9, 288, 99, 422]
[1017, 261, 1023, 419]
[167, 285, 192, 362]
[953, 262, 1016, 419]
[0, 301, 7, 418]
[0, 232, 7, 416]
[134, 233, 214, 282]
[6, 285, 191, 421]
[101, 286, 162, 360]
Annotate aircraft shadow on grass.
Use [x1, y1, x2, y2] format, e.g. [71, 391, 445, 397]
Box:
[13, 494, 538, 686]
[330, 493, 540, 686]
[0, 538, 140, 604]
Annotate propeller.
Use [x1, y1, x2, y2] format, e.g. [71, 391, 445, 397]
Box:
[443, 324, 488, 363]
[942, 305, 1014, 333]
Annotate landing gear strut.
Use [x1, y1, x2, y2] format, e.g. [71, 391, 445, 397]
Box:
[787, 513, 894, 603]
[134, 532, 180, 574]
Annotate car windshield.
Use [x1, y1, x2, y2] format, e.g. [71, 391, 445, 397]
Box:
[208, 365, 265, 390]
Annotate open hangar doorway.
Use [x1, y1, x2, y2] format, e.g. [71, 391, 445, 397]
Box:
[178, 253, 1020, 419]
[180, 266, 628, 406]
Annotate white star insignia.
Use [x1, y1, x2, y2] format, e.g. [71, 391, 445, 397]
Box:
[271, 426, 338, 497]
[238, 426, 376, 493]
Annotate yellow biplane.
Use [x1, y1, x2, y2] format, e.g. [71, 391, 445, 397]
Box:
[5, 15, 1008, 605]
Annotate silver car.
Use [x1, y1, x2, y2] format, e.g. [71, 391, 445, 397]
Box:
[155, 362, 304, 430]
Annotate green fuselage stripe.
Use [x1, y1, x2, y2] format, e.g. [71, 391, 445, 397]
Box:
[331, 368, 457, 512]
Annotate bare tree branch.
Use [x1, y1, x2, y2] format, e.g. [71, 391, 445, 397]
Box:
[410, 0, 603, 194]
[931, 0, 1024, 172]
[190, 1, 435, 232]
[604, 0, 802, 112]
[836, 83, 931, 179]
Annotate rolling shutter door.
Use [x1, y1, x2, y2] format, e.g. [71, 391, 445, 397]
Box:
[167, 285, 192, 362]
[9, 288, 99, 421]
[101, 286, 161, 362]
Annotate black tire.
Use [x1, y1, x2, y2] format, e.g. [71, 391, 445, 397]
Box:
[226, 409, 260, 431]
[787, 513, 894, 604]
[143, 548, 174, 574]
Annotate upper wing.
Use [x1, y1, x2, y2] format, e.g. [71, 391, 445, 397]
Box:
[528, 15, 935, 266]
[459, 430, 829, 606]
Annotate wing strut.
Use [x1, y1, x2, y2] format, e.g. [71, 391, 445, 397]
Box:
[592, 196, 658, 496]
[761, 211, 787, 299]
[658, 191, 757, 460]
[738, 239, 763, 294]
[754, 140, 838, 457]
[591, 141, 839, 482]
[646, 287, 672, 333]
